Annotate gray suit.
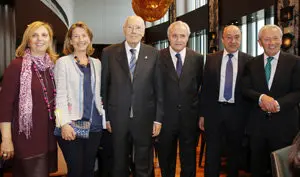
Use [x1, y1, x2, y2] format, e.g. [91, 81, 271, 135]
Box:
[101, 42, 164, 177]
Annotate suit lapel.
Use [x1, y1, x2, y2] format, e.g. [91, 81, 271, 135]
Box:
[133, 44, 147, 81]
[270, 52, 284, 91]
[116, 42, 131, 80]
[180, 49, 193, 81]
[235, 52, 246, 88]
[256, 54, 270, 91]
[215, 51, 223, 90]
[162, 47, 178, 81]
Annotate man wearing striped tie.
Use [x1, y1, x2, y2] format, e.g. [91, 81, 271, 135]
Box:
[101, 16, 164, 177]
[242, 24, 300, 177]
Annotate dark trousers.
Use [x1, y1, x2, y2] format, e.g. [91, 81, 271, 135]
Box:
[98, 130, 113, 177]
[112, 119, 153, 177]
[205, 105, 244, 177]
[58, 132, 102, 177]
[250, 133, 291, 177]
[158, 118, 197, 177]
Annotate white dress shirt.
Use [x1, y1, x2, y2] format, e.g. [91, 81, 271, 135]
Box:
[218, 50, 239, 103]
[125, 41, 141, 66]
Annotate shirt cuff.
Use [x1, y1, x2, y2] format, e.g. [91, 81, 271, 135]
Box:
[154, 121, 162, 125]
[258, 94, 264, 105]
[275, 100, 280, 112]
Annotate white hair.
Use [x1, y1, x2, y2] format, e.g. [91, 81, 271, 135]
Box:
[167, 21, 191, 37]
[258, 24, 283, 40]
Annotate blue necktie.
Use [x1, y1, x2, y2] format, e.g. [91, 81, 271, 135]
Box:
[175, 53, 182, 77]
[265, 56, 274, 84]
[224, 53, 233, 101]
[129, 49, 136, 76]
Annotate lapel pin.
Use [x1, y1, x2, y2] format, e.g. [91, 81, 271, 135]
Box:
[145, 56, 148, 60]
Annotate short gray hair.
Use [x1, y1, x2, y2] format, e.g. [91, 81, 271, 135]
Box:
[258, 24, 283, 40]
[167, 21, 191, 37]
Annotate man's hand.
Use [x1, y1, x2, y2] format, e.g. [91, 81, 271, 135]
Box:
[260, 94, 279, 113]
[106, 121, 112, 133]
[199, 117, 205, 131]
[152, 122, 162, 137]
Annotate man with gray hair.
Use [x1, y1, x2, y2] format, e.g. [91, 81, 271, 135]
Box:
[158, 20, 204, 177]
[243, 24, 300, 177]
[101, 15, 164, 177]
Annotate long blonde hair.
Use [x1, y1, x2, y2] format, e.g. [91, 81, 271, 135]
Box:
[15, 21, 58, 62]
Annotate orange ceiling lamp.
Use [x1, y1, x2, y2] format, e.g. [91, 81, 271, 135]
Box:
[132, 0, 174, 22]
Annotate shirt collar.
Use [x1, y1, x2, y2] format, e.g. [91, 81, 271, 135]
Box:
[169, 47, 186, 58]
[125, 41, 141, 53]
[223, 49, 239, 59]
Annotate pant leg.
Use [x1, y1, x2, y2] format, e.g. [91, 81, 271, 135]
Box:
[250, 135, 268, 177]
[204, 122, 223, 177]
[57, 137, 84, 177]
[224, 124, 244, 177]
[179, 124, 197, 177]
[83, 132, 102, 177]
[157, 128, 178, 177]
[111, 127, 130, 177]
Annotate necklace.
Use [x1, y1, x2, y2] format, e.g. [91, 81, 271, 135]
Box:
[33, 63, 56, 120]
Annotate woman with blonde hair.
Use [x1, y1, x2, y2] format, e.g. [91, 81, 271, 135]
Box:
[54, 21, 106, 177]
[0, 21, 58, 177]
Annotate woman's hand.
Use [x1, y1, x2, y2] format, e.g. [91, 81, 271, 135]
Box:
[1, 138, 14, 160]
[61, 124, 76, 141]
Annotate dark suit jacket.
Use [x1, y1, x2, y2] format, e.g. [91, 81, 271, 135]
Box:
[101, 42, 164, 138]
[243, 52, 300, 139]
[160, 47, 203, 131]
[199, 50, 252, 130]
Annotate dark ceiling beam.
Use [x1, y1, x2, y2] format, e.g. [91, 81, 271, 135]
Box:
[15, 0, 68, 44]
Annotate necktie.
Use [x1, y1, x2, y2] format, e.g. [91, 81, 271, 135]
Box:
[129, 49, 136, 76]
[224, 53, 233, 101]
[265, 56, 274, 84]
[175, 53, 182, 77]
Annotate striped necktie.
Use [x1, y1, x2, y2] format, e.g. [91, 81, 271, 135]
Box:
[129, 49, 136, 76]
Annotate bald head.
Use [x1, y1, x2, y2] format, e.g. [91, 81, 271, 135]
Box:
[123, 16, 145, 48]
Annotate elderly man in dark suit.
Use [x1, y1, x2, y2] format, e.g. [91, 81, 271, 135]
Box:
[101, 15, 164, 177]
[199, 25, 252, 177]
[157, 21, 203, 177]
[242, 24, 300, 177]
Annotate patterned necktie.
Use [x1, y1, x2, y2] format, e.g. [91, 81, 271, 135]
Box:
[175, 53, 182, 77]
[224, 53, 234, 101]
[129, 49, 136, 76]
[265, 56, 274, 84]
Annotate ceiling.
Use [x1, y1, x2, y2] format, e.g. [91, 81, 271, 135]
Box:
[15, 0, 68, 44]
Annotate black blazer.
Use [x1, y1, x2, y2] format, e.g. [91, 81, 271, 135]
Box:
[199, 50, 252, 129]
[160, 47, 203, 130]
[242, 52, 300, 138]
[101, 42, 164, 137]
